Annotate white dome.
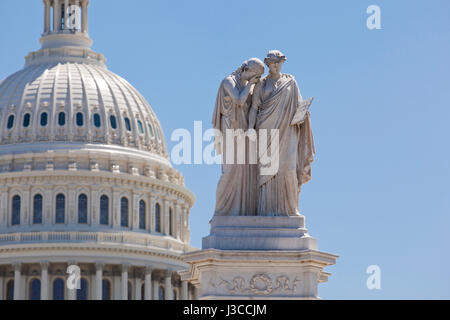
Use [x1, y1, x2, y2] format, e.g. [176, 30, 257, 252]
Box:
[0, 49, 168, 160]
[0, 0, 196, 301]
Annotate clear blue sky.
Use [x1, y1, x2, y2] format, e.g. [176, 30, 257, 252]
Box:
[1, 0, 449, 299]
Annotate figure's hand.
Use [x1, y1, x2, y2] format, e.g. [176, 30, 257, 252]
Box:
[248, 76, 261, 86]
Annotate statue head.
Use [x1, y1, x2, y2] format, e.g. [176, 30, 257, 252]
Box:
[239, 58, 265, 81]
[264, 50, 287, 75]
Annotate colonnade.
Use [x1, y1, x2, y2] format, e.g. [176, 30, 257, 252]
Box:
[0, 262, 195, 300]
[43, 0, 89, 34]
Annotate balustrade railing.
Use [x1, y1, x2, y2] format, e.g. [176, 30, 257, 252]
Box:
[0, 231, 186, 252]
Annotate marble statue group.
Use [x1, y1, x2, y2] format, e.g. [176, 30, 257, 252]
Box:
[188, 51, 338, 301]
[212, 50, 315, 217]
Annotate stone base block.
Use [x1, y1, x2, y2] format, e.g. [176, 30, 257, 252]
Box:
[180, 249, 338, 300]
[202, 216, 317, 250]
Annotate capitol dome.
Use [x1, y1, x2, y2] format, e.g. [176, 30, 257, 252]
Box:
[0, 51, 168, 160]
[0, 0, 196, 301]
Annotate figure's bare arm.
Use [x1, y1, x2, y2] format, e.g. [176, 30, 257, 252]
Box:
[248, 106, 257, 129]
[223, 77, 259, 107]
[249, 82, 262, 129]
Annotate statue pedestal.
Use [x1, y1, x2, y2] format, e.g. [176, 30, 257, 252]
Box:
[180, 216, 338, 300]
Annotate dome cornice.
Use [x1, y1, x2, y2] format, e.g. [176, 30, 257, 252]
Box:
[25, 46, 106, 67]
[0, 169, 195, 207]
[0, 240, 197, 264]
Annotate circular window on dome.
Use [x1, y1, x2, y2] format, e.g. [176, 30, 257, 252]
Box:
[40, 112, 48, 127]
[124, 117, 132, 132]
[7, 114, 15, 130]
[93, 113, 101, 128]
[110, 115, 117, 130]
[76, 112, 84, 127]
[23, 113, 31, 128]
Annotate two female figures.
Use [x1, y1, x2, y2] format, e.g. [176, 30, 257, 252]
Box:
[212, 50, 315, 217]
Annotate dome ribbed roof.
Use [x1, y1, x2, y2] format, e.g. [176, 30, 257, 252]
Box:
[0, 58, 168, 159]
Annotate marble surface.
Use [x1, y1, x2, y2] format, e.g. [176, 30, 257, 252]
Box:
[212, 50, 315, 217]
[181, 50, 337, 300]
[203, 216, 317, 251]
[180, 248, 338, 300]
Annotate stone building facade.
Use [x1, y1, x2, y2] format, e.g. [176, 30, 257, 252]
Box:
[0, 0, 196, 300]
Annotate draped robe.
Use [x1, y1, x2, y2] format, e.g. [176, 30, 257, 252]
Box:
[253, 74, 315, 216]
[212, 73, 258, 216]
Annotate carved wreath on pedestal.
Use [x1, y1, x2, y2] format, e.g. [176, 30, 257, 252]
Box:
[214, 273, 301, 295]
